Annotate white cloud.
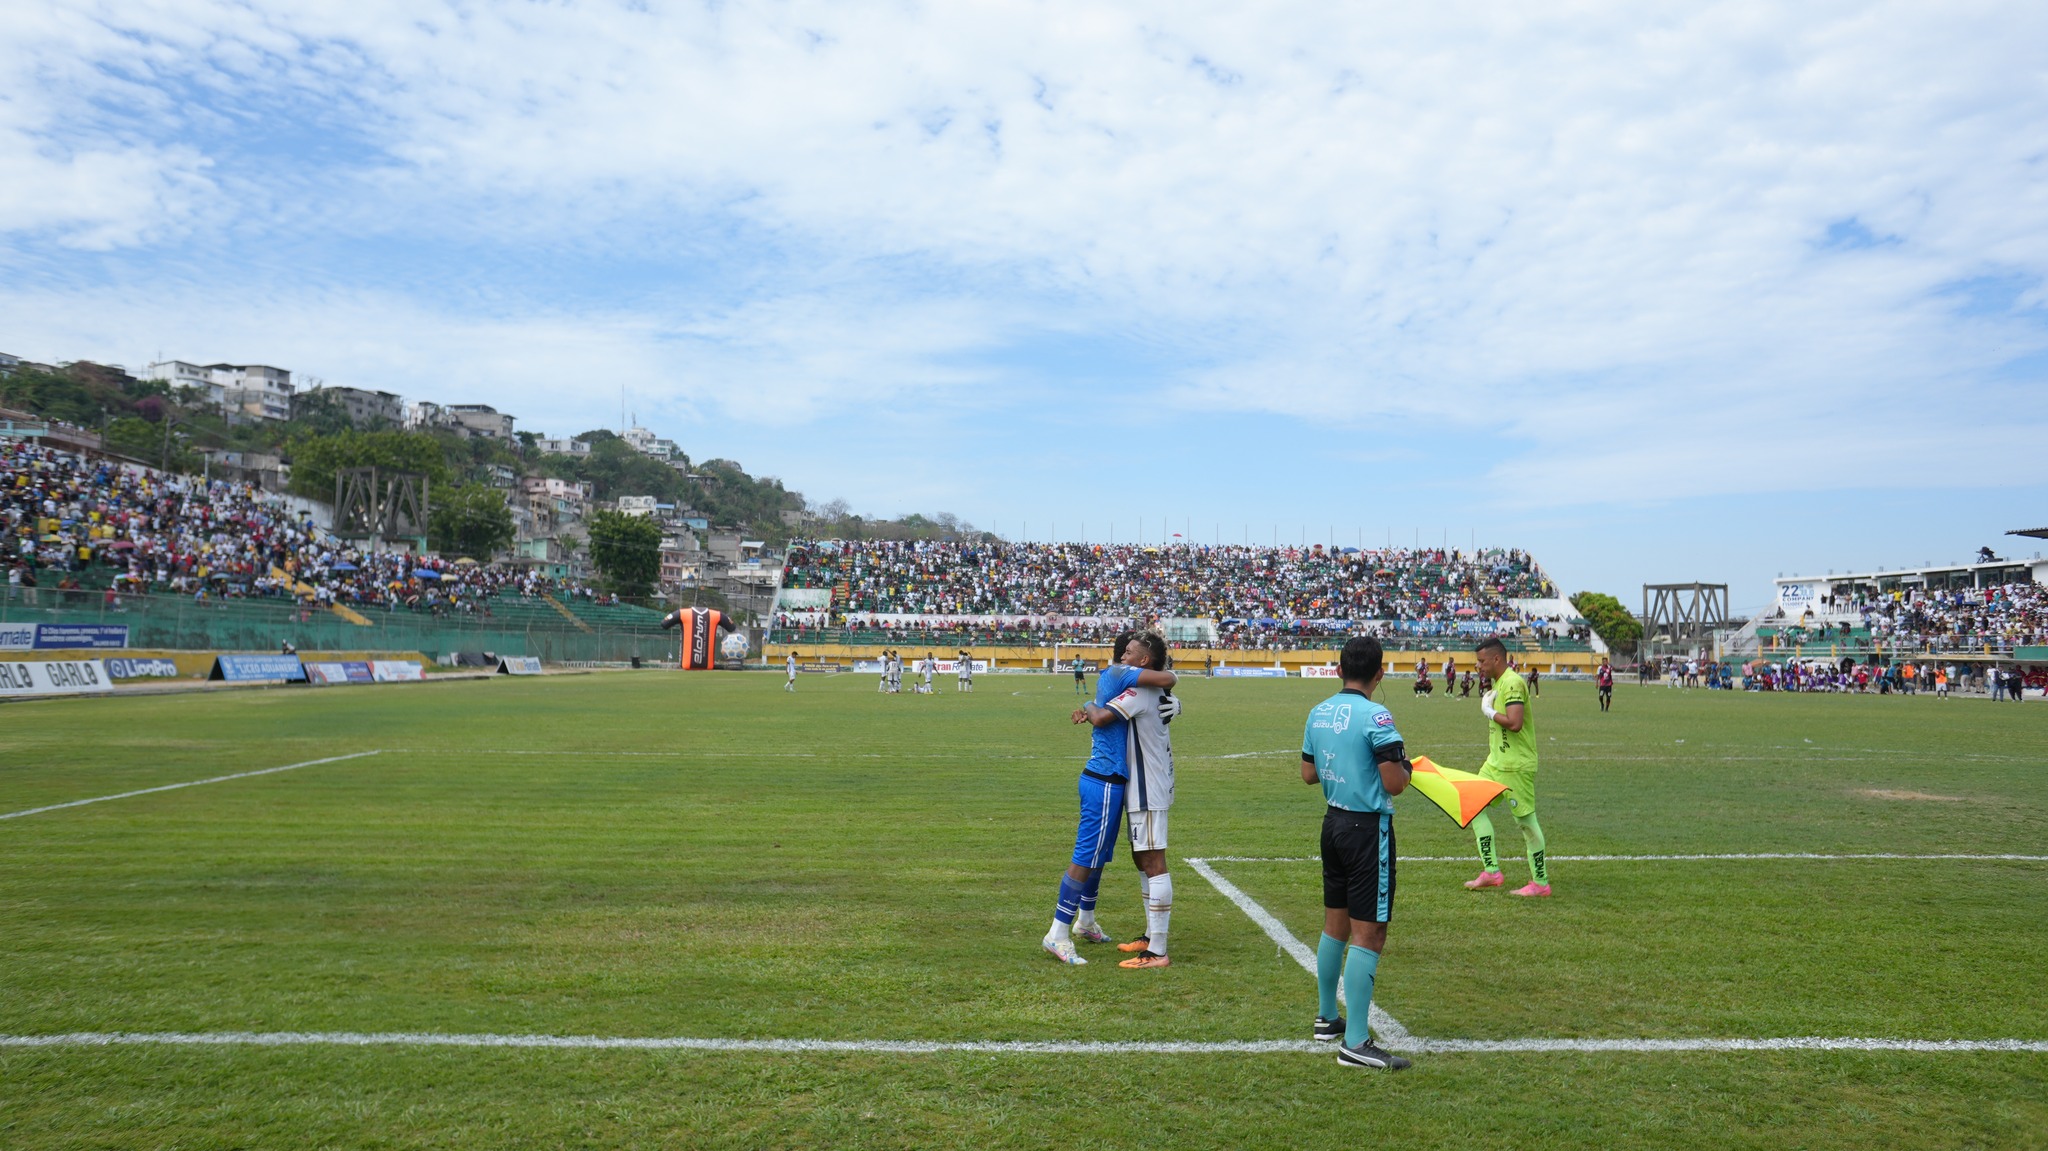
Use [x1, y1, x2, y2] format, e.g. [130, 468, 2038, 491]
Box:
[5, 0, 2048, 503]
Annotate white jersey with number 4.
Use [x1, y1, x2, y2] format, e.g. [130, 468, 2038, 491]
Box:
[1107, 684, 1175, 812]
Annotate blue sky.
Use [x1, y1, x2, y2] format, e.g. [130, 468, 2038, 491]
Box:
[5, 1, 2047, 614]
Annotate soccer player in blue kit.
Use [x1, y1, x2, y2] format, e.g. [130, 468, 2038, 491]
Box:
[1043, 632, 1179, 965]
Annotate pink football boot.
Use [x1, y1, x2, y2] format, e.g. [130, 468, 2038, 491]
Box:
[1509, 882, 1552, 897]
[1463, 871, 1505, 890]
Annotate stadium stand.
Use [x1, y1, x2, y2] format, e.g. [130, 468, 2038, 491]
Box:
[771, 538, 1567, 649]
[2, 439, 671, 662]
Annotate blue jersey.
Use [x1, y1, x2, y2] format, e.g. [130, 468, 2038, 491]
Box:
[1085, 663, 1141, 778]
[1301, 688, 1404, 814]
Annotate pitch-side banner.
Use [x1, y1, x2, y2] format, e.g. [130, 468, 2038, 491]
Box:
[1212, 667, 1289, 678]
[306, 661, 374, 685]
[497, 656, 543, 675]
[0, 623, 131, 651]
[211, 654, 309, 682]
[371, 660, 425, 682]
[106, 657, 180, 679]
[0, 658, 113, 698]
[1300, 666, 1340, 678]
[32, 623, 130, 650]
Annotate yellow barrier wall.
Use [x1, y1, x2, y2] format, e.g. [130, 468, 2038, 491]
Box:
[765, 642, 1604, 675]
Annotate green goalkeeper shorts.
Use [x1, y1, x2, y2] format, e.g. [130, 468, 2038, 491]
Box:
[1480, 763, 1538, 817]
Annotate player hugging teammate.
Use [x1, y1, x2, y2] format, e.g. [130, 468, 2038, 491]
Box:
[1043, 629, 1180, 968]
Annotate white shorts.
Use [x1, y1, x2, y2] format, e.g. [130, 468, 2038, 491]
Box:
[1127, 807, 1169, 852]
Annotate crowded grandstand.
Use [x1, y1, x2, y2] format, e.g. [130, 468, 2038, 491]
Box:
[2, 439, 674, 662]
[771, 538, 1580, 650]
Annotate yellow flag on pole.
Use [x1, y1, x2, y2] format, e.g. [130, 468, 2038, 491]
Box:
[1406, 755, 1507, 828]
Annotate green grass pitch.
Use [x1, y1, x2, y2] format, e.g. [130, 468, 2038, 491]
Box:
[2, 672, 2045, 1149]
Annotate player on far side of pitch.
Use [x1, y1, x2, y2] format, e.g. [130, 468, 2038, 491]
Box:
[1463, 636, 1551, 897]
[1300, 635, 1412, 1070]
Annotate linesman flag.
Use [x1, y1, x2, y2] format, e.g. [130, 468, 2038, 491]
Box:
[1405, 755, 1507, 828]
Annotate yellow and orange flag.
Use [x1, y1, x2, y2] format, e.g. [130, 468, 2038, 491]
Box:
[1406, 755, 1507, 828]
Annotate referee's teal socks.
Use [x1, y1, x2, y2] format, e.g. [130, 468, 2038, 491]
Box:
[1316, 934, 1345, 1019]
[1343, 947, 1380, 1047]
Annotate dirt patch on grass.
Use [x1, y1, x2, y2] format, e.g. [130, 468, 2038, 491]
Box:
[1855, 788, 1969, 803]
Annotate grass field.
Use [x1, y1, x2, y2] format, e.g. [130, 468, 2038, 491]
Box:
[2, 671, 2045, 1149]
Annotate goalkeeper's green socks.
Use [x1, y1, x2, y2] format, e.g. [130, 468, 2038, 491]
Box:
[1516, 812, 1548, 884]
[1317, 933, 1345, 1020]
[1343, 947, 1380, 1047]
[1471, 810, 1501, 872]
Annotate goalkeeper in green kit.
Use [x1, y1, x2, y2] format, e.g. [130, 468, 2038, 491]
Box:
[1463, 637, 1551, 897]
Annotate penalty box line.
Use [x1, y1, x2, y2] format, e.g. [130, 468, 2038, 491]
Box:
[1183, 857, 1409, 1043]
[1, 1032, 2041, 1056]
[1182, 856, 2048, 1056]
[0, 751, 384, 823]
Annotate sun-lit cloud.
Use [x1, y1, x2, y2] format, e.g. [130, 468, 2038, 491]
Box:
[2, 0, 2046, 577]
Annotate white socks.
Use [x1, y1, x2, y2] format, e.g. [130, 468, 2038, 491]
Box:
[1048, 920, 1071, 944]
[1145, 872, 1172, 956]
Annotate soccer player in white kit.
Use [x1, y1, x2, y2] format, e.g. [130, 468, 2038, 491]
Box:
[878, 649, 891, 693]
[785, 651, 798, 692]
[921, 652, 936, 694]
[1107, 630, 1182, 969]
[957, 650, 974, 693]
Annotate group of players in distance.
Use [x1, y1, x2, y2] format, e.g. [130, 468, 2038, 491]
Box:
[1045, 631, 1547, 1072]
[780, 649, 978, 694]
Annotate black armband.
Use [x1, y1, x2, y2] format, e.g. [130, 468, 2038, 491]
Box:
[1373, 741, 1411, 771]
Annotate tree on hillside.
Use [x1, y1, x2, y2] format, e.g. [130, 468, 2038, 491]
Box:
[586, 509, 664, 599]
[1570, 591, 1643, 657]
[287, 429, 452, 501]
[429, 484, 516, 559]
[291, 389, 357, 436]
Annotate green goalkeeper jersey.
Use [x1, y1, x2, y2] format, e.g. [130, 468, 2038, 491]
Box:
[1485, 669, 1538, 773]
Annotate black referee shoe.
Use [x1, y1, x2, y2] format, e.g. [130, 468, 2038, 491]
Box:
[1312, 1015, 1345, 1042]
[1337, 1039, 1411, 1071]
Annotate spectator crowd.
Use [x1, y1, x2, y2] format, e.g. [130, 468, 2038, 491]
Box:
[4, 440, 600, 616]
[774, 537, 1559, 648]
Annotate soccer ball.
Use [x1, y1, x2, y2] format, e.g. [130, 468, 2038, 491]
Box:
[720, 631, 752, 659]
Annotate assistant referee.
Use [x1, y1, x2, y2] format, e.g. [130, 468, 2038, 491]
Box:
[1299, 635, 1413, 1070]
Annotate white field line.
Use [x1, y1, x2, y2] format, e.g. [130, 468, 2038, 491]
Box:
[0, 751, 383, 822]
[1187, 855, 2048, 1056]
[1192, 853, 2048, 864]
[0, 1032, 1319, 1054]
[0, 1031, 2040, 1055]
[1182, 857, 1408, 1043]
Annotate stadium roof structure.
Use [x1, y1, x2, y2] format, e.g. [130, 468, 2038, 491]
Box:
[2008, 527, 2048, 540]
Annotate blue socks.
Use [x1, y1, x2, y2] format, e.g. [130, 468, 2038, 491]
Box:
[1316, 934, 1346, 1019]
[1343, 947, 1380, 1046]
[1078, 870, 1103, 922]
[1055, 875, 1084, 925]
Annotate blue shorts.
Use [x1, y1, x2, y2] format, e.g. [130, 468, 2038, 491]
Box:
[1071, 773, 1128, 869]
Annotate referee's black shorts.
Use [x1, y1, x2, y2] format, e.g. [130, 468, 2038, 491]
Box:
[1322, 807, 1395, 923]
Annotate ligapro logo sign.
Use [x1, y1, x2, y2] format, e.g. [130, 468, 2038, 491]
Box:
[0, 623, 36, 651]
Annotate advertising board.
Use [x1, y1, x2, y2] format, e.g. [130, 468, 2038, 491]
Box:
[210, 654, 309, 683]
[0, 658, 112, 698]
[106, 657, 180, 679]
[1211, 667, 1289, 678]
[306, 661, 374, 685]
[32, 624, 130, 650]
[1299, 666, 1341, 678]
[0, 622, 37, 651]
[371, 660, 425, 682]
[497, 656, 544, 676]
